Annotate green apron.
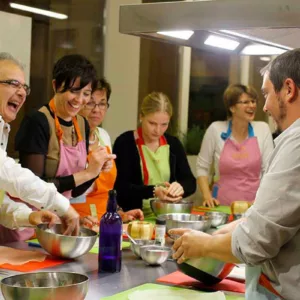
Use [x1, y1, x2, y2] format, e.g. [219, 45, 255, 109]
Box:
[140, 144, 170, 218]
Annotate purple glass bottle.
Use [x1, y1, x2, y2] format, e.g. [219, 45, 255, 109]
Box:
[98, 190, 122, 273]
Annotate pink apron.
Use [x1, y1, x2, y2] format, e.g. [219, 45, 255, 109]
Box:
[215, 121, 261, 205]
[49, 99, 87, 200]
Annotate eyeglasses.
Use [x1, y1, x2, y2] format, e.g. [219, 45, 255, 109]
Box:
[85, 102, 109, 110]
[0, 79, 31, 96]
[236, 99, 257, 105]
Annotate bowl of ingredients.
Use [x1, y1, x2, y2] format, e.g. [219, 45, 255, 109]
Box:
[36, 224, 97, 259]
[1, 272, 88, 300]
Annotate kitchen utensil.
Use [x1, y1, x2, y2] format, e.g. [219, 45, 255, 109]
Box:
[159, 213, 212, 239]
[35, 224, 97, 259]
[150, 199, 193, 216]
[140, 245, 171, 265]
[1, 272, 88, 300]
[130, 239, 156, 258]
[177, 257, 235, 285]
[205, 211, 229, 228]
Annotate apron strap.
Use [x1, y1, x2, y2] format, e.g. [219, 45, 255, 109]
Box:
[49, 99, 83, 142]
[221, 120, 255, 140]
[258, 273, 283, 299]
[136, 127, 167, 185]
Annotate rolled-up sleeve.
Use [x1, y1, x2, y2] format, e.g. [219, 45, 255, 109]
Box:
[0, 194, 33, 229]
[0, 148, 70, 217]
[232, 133, 300, 265]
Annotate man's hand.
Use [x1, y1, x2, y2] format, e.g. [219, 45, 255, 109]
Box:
[61, 206, 80, 236]
[120, 209, 144, 222]
[212, 218, 244, 236]
[28, 210, 59, 227]
[171, 229, 212, 264]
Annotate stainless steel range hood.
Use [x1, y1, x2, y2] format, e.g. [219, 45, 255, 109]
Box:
[119, 0, 300, 54]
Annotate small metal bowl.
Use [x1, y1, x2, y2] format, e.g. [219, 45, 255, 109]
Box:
[0, 272, 88, 300]
[36, 224, 97, 259]
[160, 213, 212, 239]
[205, 212, 229, 228]
[130, 239, 156, 258]
[150, 199, 193, 216]
[140, 245, 171, 266]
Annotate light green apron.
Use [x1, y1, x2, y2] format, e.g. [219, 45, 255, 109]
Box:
[140, 145, 170, 218]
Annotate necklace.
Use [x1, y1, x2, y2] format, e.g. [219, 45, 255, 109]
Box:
[89, 131, 97, 145]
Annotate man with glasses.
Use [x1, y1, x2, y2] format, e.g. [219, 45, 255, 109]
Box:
[0, 52, 80, 243]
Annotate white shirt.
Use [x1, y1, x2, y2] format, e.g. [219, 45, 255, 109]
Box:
[196, 121, 274, 181]
[0, 115, 70, 229]
[232, 118, 300, 299]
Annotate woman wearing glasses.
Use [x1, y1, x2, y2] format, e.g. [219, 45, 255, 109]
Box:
[15, 55, 115, 231]
[77, 78, 143, 230]
[196, 84, 274, 207]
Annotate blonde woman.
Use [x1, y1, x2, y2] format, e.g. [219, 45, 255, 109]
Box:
[113, 92, 196, 218]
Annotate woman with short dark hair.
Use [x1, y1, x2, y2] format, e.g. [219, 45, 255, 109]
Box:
[15, 54, 115, 225]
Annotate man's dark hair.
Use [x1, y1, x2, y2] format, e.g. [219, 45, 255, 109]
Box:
[95, 77, 112, 102]
[52, 54, 97, 93]
[260, 49, 300, 92]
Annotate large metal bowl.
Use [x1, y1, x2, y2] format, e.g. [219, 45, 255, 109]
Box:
[150, 199, 193, 216]
[205, 212, 230, 228]
[177, 257, 235, 285]
[1, 272, 88, 300]
[160, 213, 212, 239]
[140, 245, 171, 265]
[36, 224, 97, 259]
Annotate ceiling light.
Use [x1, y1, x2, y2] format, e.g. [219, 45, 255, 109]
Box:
[157, 30, 194, 40]
[220, 30, 292, 50]
[204, 35, 239, 50]
[9, 2, 68, 20]
[242, 44, 286, 55]
[260, 56, 271, 62]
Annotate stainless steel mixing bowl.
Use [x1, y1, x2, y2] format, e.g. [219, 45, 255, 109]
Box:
[205, 211, 229, 228]
[36, 224, 97, 259]
[150, 199, 193, 216]
[160, 213, 212, 239]
[177, 257, 235, 285]
[1, 272, 88, 300]
[140, 245, 171, 265]
[130, 239, 156, 258]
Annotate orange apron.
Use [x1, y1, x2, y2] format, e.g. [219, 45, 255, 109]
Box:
[71, 134, 117, 220]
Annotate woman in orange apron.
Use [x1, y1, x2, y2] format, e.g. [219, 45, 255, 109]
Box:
[78, 78, 143, 229]
[15, 55, 115, 237]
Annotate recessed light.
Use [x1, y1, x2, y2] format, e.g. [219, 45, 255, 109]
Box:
[204, 35, 239, 50]
[242, 44, 286, 55]
[157, 30, 194, 40]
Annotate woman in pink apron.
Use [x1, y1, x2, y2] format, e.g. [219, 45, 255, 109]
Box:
[196, 84, 274, 207]
[13, 54, 114, 242]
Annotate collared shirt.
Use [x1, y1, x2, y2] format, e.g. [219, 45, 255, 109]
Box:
[0, 115, 70, 229]
[232, 118, 300, 300]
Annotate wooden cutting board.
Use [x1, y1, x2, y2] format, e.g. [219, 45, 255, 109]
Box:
[101, 283, 245, 299]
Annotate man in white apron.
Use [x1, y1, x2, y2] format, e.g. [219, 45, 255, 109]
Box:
[0, 52, 80, 238]
[171, 48, 300, 299]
